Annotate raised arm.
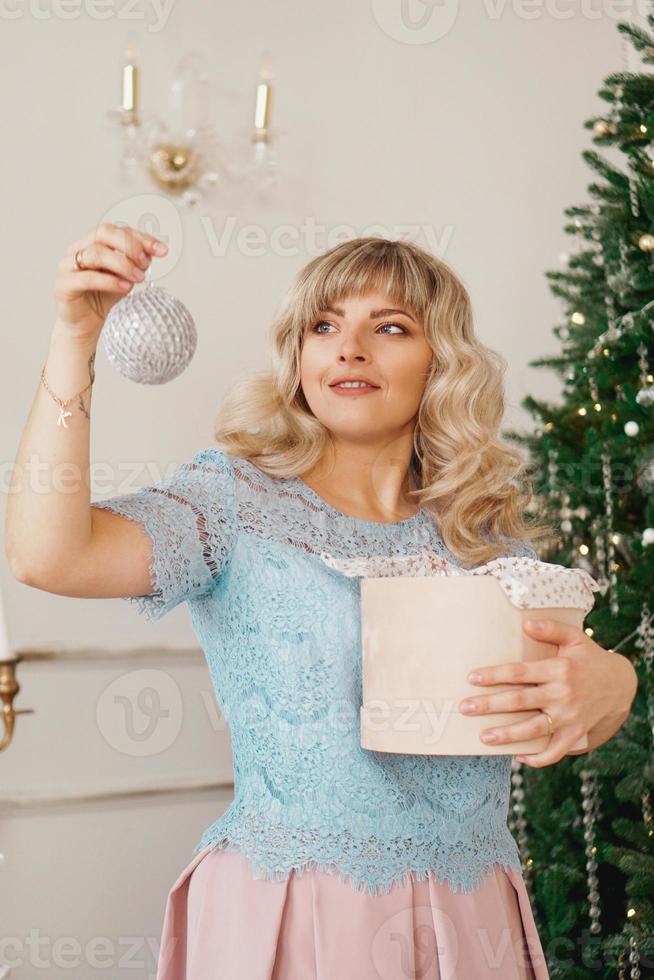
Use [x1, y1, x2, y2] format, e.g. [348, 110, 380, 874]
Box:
[5, 222, 168, 600]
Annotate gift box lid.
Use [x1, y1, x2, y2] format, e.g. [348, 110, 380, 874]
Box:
[319, 546, 602, 614]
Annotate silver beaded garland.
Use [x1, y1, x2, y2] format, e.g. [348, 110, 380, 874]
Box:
[637, 449, 654, 494]
[605, 291, 619, 341]
[618, 935, 643, 979]
[547, 447, 559, 494]
[601, 445, 620, 616]
[636, 342, 654, 407]
[509, 760, 542, 931]
[635, 602, 654, 748]
[588, 367, 598, 403]
[548, 447, 562, 525]
[629, 934, 642, 979]
[591, 519, 610, 597]
[102, 273, 197, 384]
[642, 789, 653, 839]
[629, 174, 640, 218]
[581, 766, 603, 936]
[559, 489, 572, 535]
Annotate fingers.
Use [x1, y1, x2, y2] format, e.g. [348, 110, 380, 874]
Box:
[65, 242, 149, 283]
[55, 270, 134, 302]
[56, 248, 139, 298]
[514, 725, 587, 767]
[460, 683, 550, 716]
[466, 658, 560, 686]
[462, 670, 576, 727]
[66, 222, 168, 267]
[94, 222, 168, 262]
[59, 222, 169, 299]
[477, 708, 555, 747]
[523, 618, 585, 648]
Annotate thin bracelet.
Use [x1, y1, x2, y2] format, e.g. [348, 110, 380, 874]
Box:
[40, 365, 94, 428]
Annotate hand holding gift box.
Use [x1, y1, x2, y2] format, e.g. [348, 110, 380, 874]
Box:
[320, 547, 636, 763]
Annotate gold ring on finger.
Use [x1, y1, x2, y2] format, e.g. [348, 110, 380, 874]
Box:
[74, 248, 88, 272]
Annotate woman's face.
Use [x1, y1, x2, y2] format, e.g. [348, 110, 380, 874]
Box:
[299, 290, 434, 444]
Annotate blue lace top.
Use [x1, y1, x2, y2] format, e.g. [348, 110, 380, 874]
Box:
[92, 447, 537, 897]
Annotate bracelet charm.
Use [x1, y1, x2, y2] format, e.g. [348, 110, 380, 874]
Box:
[40, 365, 94, 427]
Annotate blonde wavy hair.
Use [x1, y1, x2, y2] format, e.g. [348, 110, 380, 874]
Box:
[213, 236, 556, 566]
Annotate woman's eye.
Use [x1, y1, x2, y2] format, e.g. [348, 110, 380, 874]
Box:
[310, 321, 407, 335]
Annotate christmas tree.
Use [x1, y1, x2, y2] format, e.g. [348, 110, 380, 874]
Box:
[502, 9, 654, 978]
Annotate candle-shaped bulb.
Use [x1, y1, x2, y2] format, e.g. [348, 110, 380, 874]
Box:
[253, 51, 273, 136]
[121, 41, 139, 114]
[253, 81, 271, 132]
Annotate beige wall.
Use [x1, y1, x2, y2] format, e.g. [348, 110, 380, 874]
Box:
[0, 1, 645, 976]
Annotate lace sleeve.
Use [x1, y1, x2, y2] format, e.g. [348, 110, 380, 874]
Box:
[91, 447, 237, 622]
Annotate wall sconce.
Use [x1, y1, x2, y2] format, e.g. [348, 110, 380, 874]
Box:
[106, 43, 281, 207]
[0, 656, 34, 753]
[0, 589, 34, 752]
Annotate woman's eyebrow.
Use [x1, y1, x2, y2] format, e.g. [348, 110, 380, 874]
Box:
[322, 305, 417, 323]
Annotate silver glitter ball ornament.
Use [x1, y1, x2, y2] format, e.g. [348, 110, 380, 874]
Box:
[102, 273, 197, 384]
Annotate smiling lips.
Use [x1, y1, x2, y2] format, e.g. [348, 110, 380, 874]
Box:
[329, 382, 380, 395]
[328, 376, 381, 395]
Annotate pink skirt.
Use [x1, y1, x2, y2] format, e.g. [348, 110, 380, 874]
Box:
[154, 842, 550, 979]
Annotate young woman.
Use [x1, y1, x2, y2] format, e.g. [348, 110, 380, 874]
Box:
[6, 226, 638, 979]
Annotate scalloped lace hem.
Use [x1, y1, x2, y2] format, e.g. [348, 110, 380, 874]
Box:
[192, 831, 524, 898]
